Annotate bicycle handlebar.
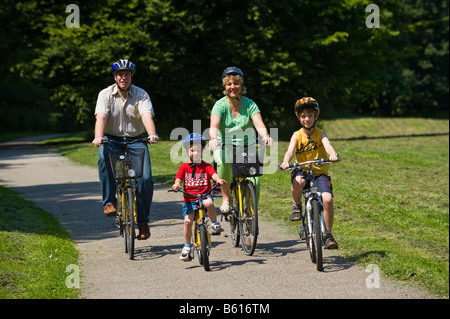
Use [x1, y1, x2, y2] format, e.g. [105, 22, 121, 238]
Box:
[279, 158, 335, 171]
[168, 183, 221, 200]
[101, 136, 157, 146]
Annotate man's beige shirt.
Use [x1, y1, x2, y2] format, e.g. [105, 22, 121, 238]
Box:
[95, 84, 155, 137]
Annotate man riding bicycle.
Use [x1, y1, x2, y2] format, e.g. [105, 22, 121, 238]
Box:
[92, 59, 159, 240]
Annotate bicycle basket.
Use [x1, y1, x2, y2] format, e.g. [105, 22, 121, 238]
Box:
[109, 148, 145, 180]
[226, 144, 264, 178]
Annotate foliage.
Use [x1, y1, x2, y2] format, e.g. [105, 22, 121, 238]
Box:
[1, 0, 448, 133]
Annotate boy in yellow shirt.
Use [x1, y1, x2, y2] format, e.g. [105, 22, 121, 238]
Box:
[280, 97, 339, 249]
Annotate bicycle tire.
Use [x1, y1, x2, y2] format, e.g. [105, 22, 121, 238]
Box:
[239, 181, 258, 256]
[312, 199, 323, 271]
[228, 185, 240, 247]
[125, 187, 136, 260]
[199, 224, 210, 271]
[118, 188, 124, 238]
[306, 199, 316, 263]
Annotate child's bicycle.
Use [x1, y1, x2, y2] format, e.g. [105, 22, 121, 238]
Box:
[218, 142, 263, 256]
[102, 137, 154, 260]
[168, 183, 221, 271]
[281, 158, 335, 271]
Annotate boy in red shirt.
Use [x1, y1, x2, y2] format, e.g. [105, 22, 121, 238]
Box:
[172, 133, 226, 261]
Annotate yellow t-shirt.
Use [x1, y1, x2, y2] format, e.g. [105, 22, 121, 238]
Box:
[294, 127, 329, 176]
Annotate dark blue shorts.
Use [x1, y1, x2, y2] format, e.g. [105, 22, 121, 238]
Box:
[182, 195, 213, 217]
[291, 170, 333, 195]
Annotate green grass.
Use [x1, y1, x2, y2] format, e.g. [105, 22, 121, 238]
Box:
[0, 186, 80, 299]
[260, 134, 449, 298]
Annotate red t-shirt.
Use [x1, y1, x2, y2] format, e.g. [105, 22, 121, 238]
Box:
[175, 161, 217, 203]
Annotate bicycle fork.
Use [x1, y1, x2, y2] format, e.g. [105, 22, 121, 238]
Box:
[304, 196, 326, 247]
[193, 210, 211, 256]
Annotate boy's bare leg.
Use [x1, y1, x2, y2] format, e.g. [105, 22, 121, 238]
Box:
[183, 212, 194, 244]
[322, 192, 338, 249]
[291, 175, 304, 205]
[290, 176, 305, 221]
[322, 192, 334, 233]
[203, 198, 216, 221]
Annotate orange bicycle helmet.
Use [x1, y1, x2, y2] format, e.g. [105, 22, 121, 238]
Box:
[294, 97, 320, 116]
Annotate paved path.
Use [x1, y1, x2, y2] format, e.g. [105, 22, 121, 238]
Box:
[0, 137, 433, 300]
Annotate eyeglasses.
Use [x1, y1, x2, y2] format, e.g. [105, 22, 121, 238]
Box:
[115, 72, 131, 78]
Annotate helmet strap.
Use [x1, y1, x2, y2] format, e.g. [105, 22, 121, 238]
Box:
[114, 73, 132, 93]
[301, 121, 317, 136]
[226, 93, 240, 101]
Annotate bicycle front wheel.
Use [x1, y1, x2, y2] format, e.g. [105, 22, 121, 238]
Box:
[239, 181, 258, 256]
[125, 187, 136, 260]
[199, 224, 210, 271]
[305, 200, 316, 263]
[311, 199, 323, 271]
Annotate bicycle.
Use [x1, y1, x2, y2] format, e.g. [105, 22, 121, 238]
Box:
[102, 136, 154, 260]
[218, 142, 263, 256]
[281, 158, 335, 271]
[168, 183, 221, 271]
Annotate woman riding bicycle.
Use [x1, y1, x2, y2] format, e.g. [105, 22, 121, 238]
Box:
[279, 97, 339, 249]
[209, 66, 272, 213]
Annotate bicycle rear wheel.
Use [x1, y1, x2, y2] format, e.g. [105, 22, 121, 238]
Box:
[311, 199, 323, 271]
[125, 187, 136, 260]
[239, 181, 258, 256]
[198, 224, 210, 271]
[228, 185, 240, 247]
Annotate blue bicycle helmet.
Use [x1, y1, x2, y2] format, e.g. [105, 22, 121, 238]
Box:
[221, 66, 244, 81]
[111, 59, 136, 74]
[183, 133, 206, 149]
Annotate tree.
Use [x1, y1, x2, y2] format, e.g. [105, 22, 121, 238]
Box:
[4, 0, 448, 134]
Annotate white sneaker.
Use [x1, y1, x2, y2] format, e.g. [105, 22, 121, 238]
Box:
[179, 246, 192, 261]
[211, 222, 224, 235]
[220, 201, 230, 213]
